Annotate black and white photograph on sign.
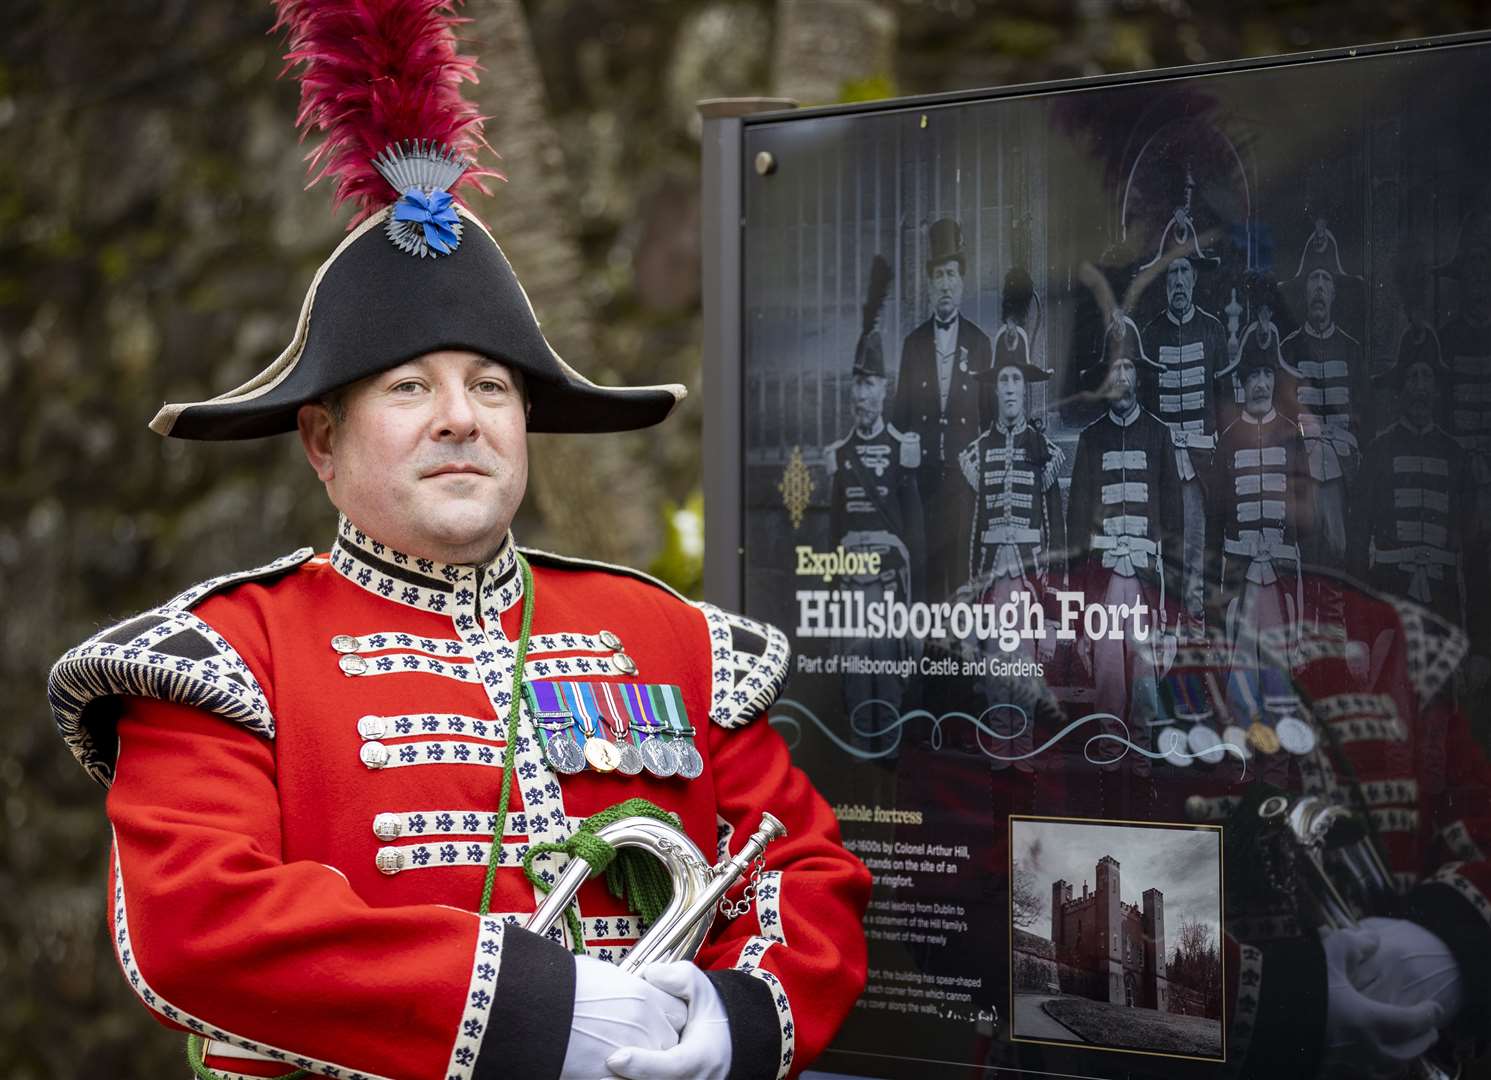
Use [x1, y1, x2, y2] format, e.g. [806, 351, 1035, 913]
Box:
[735, 32, 1491, 1080]
[1009, 816, 1224, 1062]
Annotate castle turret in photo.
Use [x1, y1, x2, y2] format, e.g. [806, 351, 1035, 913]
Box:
[1046, 855, 1168, 1010]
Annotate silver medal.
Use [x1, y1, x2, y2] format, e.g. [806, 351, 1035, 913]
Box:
[1275, 715, 1318, 756]
[640, 736, 678, 777]
[615, 739, 643, 775]
[1221, 724, 1254, 760]
[1187, 723, 1227, 766]
[1158, 727, 1192, 767]
[545, 730, 586, 774]
[673, 739, 703, 780]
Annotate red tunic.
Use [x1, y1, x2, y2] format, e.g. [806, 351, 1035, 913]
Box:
[49, 519, 870, 1080]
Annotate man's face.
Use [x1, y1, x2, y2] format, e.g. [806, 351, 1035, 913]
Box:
[1402, 362, 1438, 419]
[1306, 269, 1335, 326]
[298, 350, 529, 565]
[850, 373, 887, 430]
[1243, 366, 1275, 417]
[997, 366, 1026, 423]
[930, 259, 964, 321]
[1167, 259, 1195, 316]
[1107, 355, 1138, 412]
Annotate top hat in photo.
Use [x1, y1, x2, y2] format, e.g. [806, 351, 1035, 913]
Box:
[925, 217, 967, 276]
[149, 1, 684, 441]
[1433, 206, 1491, 281]
[1372, 324, 1448, 388]
[978, 324, 1050, 383]
[852, 254, 894, 378]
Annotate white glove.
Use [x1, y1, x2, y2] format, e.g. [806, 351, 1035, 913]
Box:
[1322, 927, 1444, 1079]
[605, 962, 733, 1080]
[1353, 916, 1464, 1021]
[560, 955, 688, 1080]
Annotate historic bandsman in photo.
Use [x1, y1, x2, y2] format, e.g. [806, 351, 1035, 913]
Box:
[1437, 206, 1491, 455]
[1139, 191, 1231, 640]
[1278, 219, 1367, 617]
[1067, 315, 1182, 731]
[1349, 326, 1486, 635]
[827, 256, 925, 758]
[962, 324, 1065, 608]
[1207, 308, 1311, 671]
[892, 216, 994, 603]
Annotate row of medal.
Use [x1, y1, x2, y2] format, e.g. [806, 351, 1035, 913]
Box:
[1153, 667, 1318, 767]
[524, 680, 704, 780]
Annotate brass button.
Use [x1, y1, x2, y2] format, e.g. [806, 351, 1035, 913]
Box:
[372, 813, 402, 840]
[357, 715, 387, 740]
[360, 742, 390, 769]
[375, 848, 406, 875]
[612, 653, 637, 676]
[331, 634, 361, 654]
[598, 630, 623, 651]
[339, 654, 368, 676]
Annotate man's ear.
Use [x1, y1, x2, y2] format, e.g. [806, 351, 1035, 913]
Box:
[297, 403, 336, 483]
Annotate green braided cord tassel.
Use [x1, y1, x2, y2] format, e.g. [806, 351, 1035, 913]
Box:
[479, 553, 537, 917]
[522, 797, 682, 954]
[186, 1034, 307, 1080]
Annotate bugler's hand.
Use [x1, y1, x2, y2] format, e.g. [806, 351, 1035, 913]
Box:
[559, 956, 688, 1080]
[1322, 927, 1444, 1079]
[605, 962, 732, 1080]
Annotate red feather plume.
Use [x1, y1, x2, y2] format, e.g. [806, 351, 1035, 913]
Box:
[270, 0, 501, 223]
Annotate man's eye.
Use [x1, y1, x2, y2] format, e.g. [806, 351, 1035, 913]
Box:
[475, 380, 506, 394]
[391, 381, 423, 393]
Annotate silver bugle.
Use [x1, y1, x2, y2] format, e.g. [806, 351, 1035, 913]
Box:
[525, 812, 787, 973]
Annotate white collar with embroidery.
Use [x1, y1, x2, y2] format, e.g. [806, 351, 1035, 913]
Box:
[1108, 402, 1141, 427]
[1304, 321, 1337, 340]
[330, 516, 524, 621]
[1166, 305, 1195, 327]
[995, 416, 1029, 437]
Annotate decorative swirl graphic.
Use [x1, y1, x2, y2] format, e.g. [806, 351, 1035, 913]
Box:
[768, 697, 1247, 778]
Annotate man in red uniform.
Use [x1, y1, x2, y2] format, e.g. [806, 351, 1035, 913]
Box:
[45, 8, 869, 1080]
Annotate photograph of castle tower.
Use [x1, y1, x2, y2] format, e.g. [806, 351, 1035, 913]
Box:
[1009, 816, 1224, 1061]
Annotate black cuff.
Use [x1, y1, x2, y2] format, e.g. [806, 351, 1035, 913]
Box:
[475, 928, 576, 1080]
[1242, 936, 1327, 1080]
[1406, 880, 1491, 1037]
[706, 969, 779, 1080]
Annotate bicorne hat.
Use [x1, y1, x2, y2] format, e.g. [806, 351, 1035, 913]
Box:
[925, 217, 966, 276]
[1081, 312, 1162, 385]
[150, 1, 683, 440]
[1372, 325, 1448, 388]
[978, 324, 1050, 383]
[1433, 207, 1491, 281]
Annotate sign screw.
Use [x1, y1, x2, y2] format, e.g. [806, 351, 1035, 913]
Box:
[754, 150, 777, 176]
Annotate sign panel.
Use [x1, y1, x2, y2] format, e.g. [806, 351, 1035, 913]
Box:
[710, 34, 1491, 1080]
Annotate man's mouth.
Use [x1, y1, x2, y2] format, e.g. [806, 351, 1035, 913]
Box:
[424, 464, 490, 478]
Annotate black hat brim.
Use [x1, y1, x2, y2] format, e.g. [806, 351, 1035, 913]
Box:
[151, 209, 683, 439]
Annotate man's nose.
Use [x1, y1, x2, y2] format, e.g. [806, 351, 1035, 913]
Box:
[432, 385, 480, 440]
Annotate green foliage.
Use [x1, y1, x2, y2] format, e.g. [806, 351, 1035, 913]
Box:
[838, 73, 896, 104]
[649, 490, 705, 598]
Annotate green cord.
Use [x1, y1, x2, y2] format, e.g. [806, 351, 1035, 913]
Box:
[187, 1033, 307, 1080]
[522, 796, 682, 954]
[478, 553, 537, 917]
[183, 555, 539, 1080]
